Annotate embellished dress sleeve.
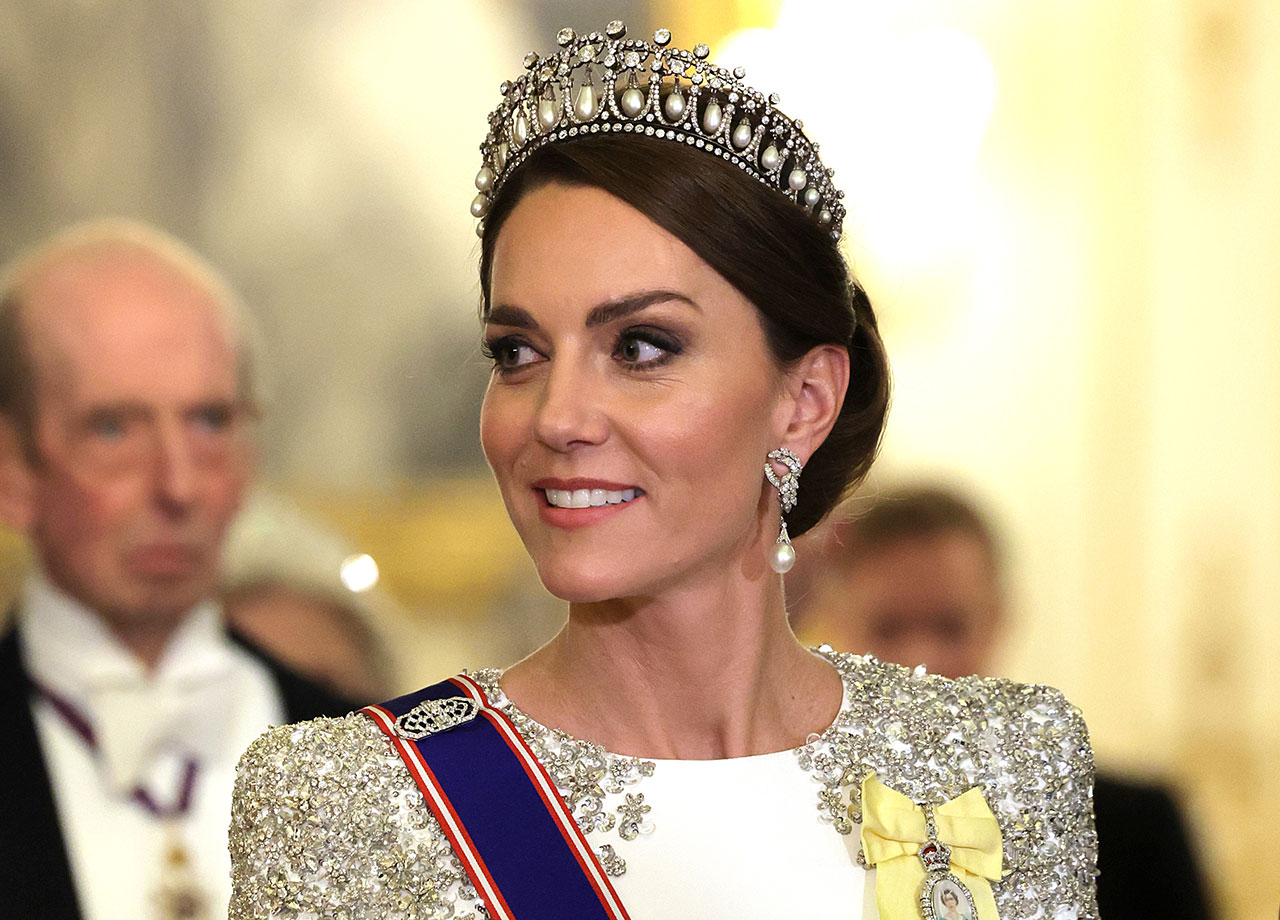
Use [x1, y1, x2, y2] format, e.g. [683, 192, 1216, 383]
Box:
[970, 680, 1100, 920]
[228, 715, 486, 920]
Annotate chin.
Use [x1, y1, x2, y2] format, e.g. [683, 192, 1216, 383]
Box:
[532, 555, 648, 605]
[535, 569, 623, 605]
[132, 579, 214, 620]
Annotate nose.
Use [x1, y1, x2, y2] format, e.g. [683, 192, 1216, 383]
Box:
[532, 357, 608, 452]
[152, 420, 198, 514]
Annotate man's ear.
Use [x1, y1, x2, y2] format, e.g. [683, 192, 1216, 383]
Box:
[0, 417, 36, 533]
[778, 343, 850, 462]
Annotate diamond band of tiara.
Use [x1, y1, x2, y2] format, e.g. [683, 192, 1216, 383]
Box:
[472, 21, 846, 240]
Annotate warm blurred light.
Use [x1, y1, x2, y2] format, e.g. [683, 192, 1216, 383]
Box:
[718, 3, 997, 273]
[340, 553, 380, 593]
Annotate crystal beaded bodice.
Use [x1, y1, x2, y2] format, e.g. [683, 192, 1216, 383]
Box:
[229, 650, 1098, 919]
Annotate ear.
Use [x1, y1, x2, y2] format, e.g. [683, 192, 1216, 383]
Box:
[777, 343, 850, 463]
[0, 417, 36, 533]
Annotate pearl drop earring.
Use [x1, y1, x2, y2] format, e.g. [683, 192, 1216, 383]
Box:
[764, 447, 802, 574]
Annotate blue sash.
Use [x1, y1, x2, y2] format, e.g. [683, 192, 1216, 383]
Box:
[361, 675, 630, 920]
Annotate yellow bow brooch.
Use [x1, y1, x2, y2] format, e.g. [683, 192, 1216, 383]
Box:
[859, 774, 1004, 920]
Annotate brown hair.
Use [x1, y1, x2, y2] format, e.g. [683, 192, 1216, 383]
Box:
[832, 485, 1002, 573]
[478, 135, 891, 536]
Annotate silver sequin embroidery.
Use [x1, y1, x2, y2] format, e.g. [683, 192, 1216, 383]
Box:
[228, 650, 1098, 919]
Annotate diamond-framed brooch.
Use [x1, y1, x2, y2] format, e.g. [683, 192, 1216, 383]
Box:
[919, 842, 978, 920]
[394, 697, 480, 739]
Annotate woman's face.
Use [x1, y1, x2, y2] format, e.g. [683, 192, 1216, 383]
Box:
[481, 181, 795, 602]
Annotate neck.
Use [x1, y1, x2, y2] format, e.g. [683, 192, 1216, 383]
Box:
[106, 620, 178, 672]
[26, 568, 193, 675]
[501, 572, 842, 760]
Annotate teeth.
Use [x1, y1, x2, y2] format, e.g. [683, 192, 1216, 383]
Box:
[544, 487, 638, 509]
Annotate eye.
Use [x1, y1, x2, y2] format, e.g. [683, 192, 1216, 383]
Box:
[86, 411, 128, 441]
[872, 619, 906, 642]
[191, 403, 236, 434]
[613, 328, 680, 367]
[483, 335, 543, 373]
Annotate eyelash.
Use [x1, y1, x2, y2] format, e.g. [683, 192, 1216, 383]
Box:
[480, 336, 541, 374]
[614, 327, 681, 368]
[481, 327, 683, 375]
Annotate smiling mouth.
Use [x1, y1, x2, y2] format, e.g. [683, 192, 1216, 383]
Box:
[542, 487, 644, 509]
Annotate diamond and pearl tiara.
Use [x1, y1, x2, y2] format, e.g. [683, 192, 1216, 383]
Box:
[471, 21, 846, 240]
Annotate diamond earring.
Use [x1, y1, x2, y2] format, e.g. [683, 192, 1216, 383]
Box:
[764, 447, 802, 574]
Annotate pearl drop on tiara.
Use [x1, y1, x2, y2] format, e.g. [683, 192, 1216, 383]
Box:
[473, 22, 847, 241]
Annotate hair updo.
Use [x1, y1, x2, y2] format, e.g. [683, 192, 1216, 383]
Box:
[478, 134, 891, 537]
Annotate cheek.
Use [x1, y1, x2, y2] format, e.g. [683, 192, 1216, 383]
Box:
[38, 475, 135, 553]
[675, 428, 759, 496]
[209, 459, 251, 519]
[670, 380, 775, 474]
[479, 383, 527, 476]
[478, 388, 506, 469]
[640, 388, 774, 529]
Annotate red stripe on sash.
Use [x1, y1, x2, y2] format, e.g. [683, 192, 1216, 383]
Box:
[450, 675, 632, 920]
[362, 703, 517, 920]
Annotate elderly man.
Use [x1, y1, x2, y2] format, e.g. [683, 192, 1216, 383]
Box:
[791, 484, 1215, 920]
[0, 221, 350, 920]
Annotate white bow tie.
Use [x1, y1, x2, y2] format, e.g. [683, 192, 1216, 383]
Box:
[21, 579, 242, 799]
[89, 663, 234, 797]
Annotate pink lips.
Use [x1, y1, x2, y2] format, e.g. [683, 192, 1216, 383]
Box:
[128, 543, 202, 577]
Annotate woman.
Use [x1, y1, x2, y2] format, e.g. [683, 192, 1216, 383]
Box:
[937, 885, 976, 920]
[230, 22, 1097, 920]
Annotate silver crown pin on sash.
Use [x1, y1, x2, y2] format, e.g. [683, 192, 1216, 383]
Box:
[394, 697, 480, 739]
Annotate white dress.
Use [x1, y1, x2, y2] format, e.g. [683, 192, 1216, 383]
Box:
[613, 751, 874, 918]
[229, 650, 1098, 919]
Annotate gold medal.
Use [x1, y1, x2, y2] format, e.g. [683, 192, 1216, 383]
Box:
[153, 834, 210, 920]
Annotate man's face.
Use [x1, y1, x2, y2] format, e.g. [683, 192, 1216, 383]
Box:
[12, 247, 253, 633]
[838, 530, 1001, 679]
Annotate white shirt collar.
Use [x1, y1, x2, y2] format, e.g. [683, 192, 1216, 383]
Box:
[19, 570, 239, 794]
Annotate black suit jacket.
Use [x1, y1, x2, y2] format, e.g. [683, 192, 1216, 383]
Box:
[1094, 772, 1215, 920]
[0, 623, 353, 920]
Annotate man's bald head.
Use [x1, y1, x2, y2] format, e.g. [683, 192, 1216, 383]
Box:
[0, 219, 259, 458]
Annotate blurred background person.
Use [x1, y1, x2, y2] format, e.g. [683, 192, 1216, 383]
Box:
[0, 220, 351, 920]
[219, 489, 394, 705]
[790, 483, 1004, 679]
[790, 483, 1215, 920]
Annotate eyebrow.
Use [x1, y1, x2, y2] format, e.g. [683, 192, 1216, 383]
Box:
[485, 290, 700, 331]
[79, 402, 151, 423]
[77, 396, 247, 421]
